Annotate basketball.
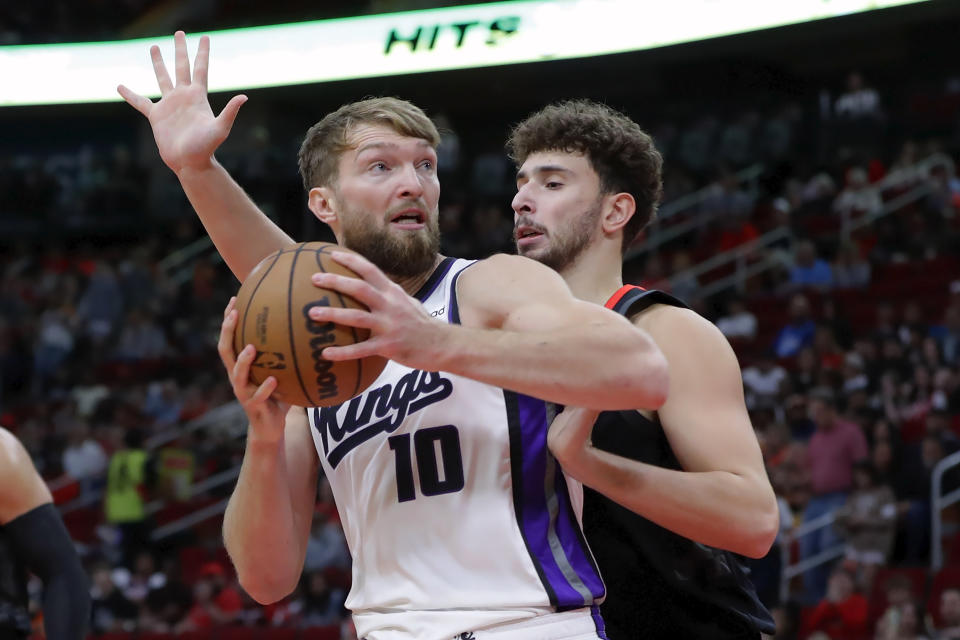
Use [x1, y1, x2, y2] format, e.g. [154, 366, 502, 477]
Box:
[233, 241, 387, 407]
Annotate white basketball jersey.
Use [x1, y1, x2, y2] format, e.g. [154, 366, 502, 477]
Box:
[307, 258, 605, 640]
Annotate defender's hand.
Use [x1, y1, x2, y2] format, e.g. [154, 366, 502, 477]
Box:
[218, 297, 290, 444]
[547, 406, 601, 475]
[117, 31, 247, 175]
[306, 251, 441, 369]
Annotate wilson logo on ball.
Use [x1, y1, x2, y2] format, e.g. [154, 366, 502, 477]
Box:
[303, 299, 340, 400]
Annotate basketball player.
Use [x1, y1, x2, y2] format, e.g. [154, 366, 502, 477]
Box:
[120, 33, 669, 639]
[506, 100, 779, 639]
[0, 428, 90, 639]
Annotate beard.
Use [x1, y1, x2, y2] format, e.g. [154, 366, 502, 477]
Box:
[515, 198, 602, 273]
[339, 202, 441, 278]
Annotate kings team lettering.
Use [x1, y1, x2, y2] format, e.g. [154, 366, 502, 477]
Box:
[314, 369, 453, 468]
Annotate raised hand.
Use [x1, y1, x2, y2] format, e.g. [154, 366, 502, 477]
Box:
[305, 251, 439, 369]
[117, 31, 247, 174]
[218, 297, 290, 444]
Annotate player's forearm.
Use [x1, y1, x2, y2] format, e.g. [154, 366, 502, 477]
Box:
[41, 565, 91, 640]
[223, 438, 304, 603]
[429, 320, 668, 410]
[176, 161, 296, 282]
[565, 448, 778, 557]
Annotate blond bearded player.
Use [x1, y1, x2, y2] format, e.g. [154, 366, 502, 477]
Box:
[119, 33, 668, 639]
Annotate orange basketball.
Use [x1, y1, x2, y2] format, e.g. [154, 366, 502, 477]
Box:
[233, 242, 387, 407]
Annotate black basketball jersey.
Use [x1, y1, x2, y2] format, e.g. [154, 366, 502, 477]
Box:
[583, 286, 775, 639]
[0, 523, 31, 637]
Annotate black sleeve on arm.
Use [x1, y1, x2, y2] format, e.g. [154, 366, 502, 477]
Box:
[5, 503, 91, 640]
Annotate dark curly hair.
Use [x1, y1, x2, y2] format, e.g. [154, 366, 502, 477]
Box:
[506, 100, 663, 254]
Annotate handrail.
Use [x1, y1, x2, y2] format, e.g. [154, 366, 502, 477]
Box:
[58, 401, 245, 515]
[144, 466, 241, 516]
[659, 153, 949, 300]
[157, 235, 213, 272]
[626, 163, 764, 261]
[931, 449, 960, 571]
[779, 510, 841, 604]
[150, 497, 230, 542]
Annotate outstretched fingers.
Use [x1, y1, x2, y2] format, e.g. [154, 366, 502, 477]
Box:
[150, 45, 174, 95]
[116, 85, 153, 117]
[193, 35, 210, 88]
[216, 94, 248, 132]
[173, 30, 191, 86]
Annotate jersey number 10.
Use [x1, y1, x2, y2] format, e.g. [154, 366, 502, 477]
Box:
[388, 425, 465, 502]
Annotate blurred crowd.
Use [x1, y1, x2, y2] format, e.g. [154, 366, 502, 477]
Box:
[1, 18, 960, 632]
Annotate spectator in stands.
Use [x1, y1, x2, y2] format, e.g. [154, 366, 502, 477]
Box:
[934, 587, 960, 639]
[287, 570, 347, 628]
[875, 600, 930, 639]
[31, 302, 75, 391]
[933, 304, 960, 365]
[61, 420, 107, 491]
[199, 562, 243, 624]
[814, 325, 845, 372]
[175, 576, 227, 632]
[834, 460, 897, 590]
[896, 435, 953, 563]
[789, 240, 834, 291]
[89, 563, 138, 634]
[834, 241, 872, 289]
[104, 428, 155, 565]
[743, 353, 789, 411]
[303, 504, 350, 575]
[802, 567, 868, 640]
[74, 261, 124, 348]
[800, 393, 869, 603]
[140, 556, 192, 632]
[774, 294, 818, 359]
[113, 308, 170, 361]
[114, 550, 163, 606]
[716, 295, 758, 341]
[668, 250, 699, 303]
[834, 166, 882, 221]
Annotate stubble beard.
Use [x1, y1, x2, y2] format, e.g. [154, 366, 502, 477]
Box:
[515, 199, 602, 273]
[339, 205, 441, 278]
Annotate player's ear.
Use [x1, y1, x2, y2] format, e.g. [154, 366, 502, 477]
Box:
[602, 192, 636, 235]
[309, 186, 339, 228]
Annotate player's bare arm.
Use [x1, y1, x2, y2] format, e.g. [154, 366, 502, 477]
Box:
[118, 31, 294, 281]
[219, 299, 320, 603]
[550, 305, 779, 558]
[310, 251, 668, 410]
[0, 428, 53, 524]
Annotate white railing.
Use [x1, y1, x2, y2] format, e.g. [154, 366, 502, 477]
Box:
[659, 153, 953, 300]
[625, 164, 765, 261]
[58, 401, 245, 514]
[931, 450, 960, 571]
[779, 510, 844, 603]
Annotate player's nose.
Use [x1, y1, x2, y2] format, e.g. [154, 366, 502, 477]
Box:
[396, 163, 424, 199]
[511, 188, 533, 214]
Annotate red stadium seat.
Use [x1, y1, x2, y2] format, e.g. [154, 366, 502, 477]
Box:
[301, 626, 340, 640]
[218, 626, 261, 640]
[929, 566, 960, 628]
